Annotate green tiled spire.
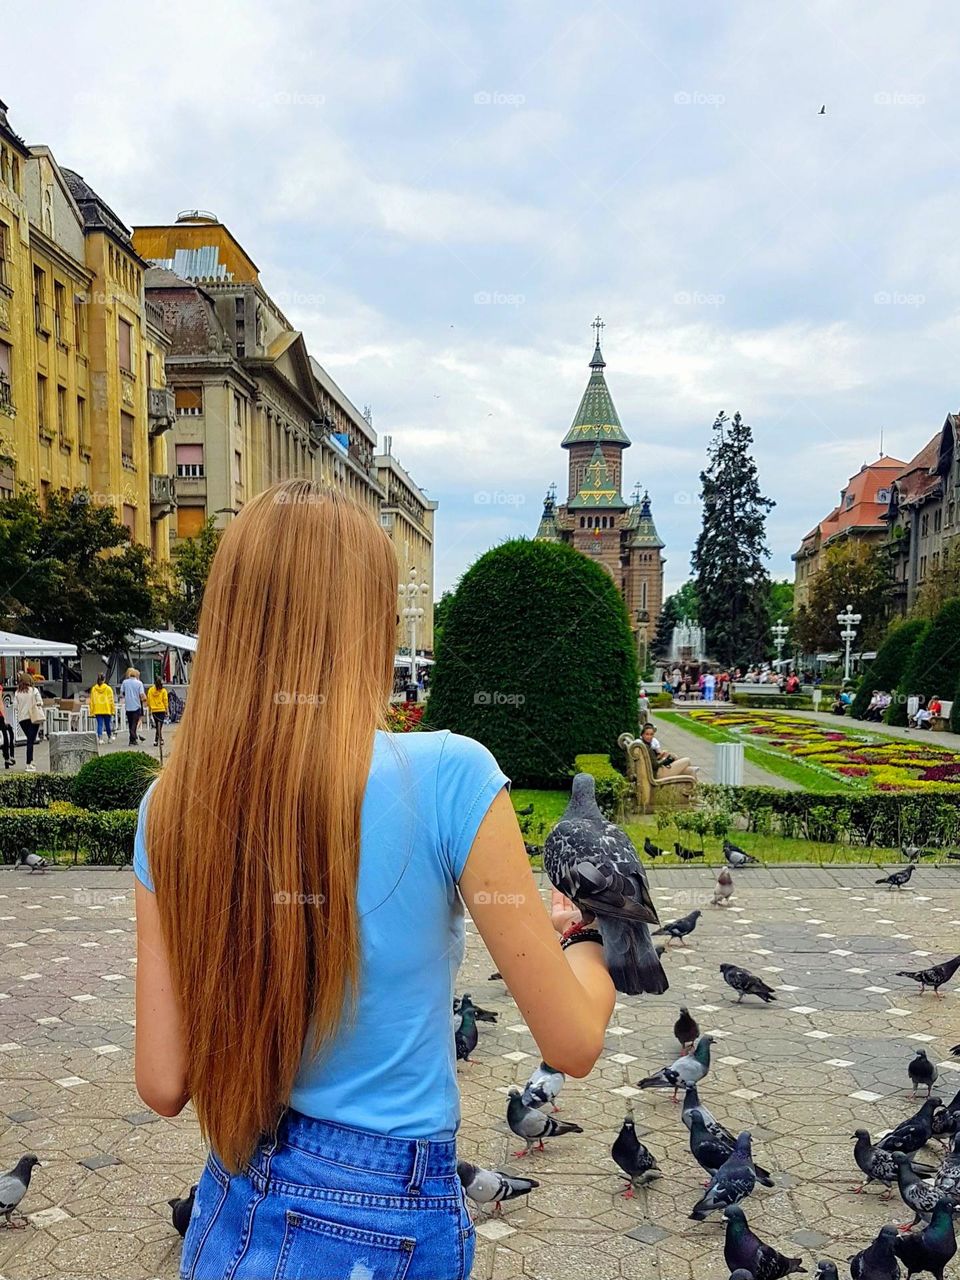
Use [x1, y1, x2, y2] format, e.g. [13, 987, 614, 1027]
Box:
[535, 483, 561, 540]
[561, 318, 630, 449]
[625, 488, 664, 548]
[568, 444, 628, 510]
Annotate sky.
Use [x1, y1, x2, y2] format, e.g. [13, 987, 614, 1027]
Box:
[6, 1, 960, 595]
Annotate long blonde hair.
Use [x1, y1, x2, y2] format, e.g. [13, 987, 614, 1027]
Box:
[147, 481, 398, 1169]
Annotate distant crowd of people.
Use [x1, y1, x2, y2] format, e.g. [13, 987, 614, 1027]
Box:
[654, 663, 809, 702]
[862, 689, 943, 728]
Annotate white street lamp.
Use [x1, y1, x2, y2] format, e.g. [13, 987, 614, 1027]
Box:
[398, 566, 430, 687]
[771, 618, 789, 669]
[836, 603, 862, 682]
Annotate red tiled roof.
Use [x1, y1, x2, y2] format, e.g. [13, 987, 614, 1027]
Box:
[893, 432, 943, 506]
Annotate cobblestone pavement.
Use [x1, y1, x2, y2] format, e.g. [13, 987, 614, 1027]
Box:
[1, 864, 959, 1278]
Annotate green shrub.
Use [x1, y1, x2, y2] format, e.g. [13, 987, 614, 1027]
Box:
[851, 617, 929, 720]
[72, 751, 159, 811]
[0, 807, 137, 865]
[573, 753, 630, 818]
[648, 692, 673, 708]
[731, 693, 813, 709]
[0, 773, 76, 808]
[887, 607, 956, 725]
[425, 539, 639, 786]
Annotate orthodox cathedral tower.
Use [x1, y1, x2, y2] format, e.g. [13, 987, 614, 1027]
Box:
[536, 318, 665, 655]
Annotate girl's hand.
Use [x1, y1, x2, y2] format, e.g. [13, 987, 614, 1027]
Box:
[550, 889, 581, 934]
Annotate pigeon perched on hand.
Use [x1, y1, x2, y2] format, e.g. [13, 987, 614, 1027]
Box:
[17, 852, 47, 873]
[893, 1151, 945, 1228]
[893, 1197, 957, 1280]
[689, 1132, 757, 1219]
[673, 1006, 700, 1052]
[897, 954, 960, 997]
[852, 1129, 936, 1196]
[639, 1034, 714, 1102]
[723, 840, 758, 868]
[879, 1096, 942, 1154]
[0, 1155, 39, 1229]
[457, 1161, 538, 1214]
[168, 1185, 196, 1238]
[521, 1062, 564, 1112]
[506, 1089, 582, 1156]
[653, 909, 702, 946]
[721, 963, 778, 1003]
[723, 1204, 805, 1278]
[849, 1223, 901, 1279]
[909, 1049, 939, 1097]
[543, 774, 667, 995]
[610, 1116, 660, 1197]
[712, 867, 734, 906]
[877, 865, 915, 889]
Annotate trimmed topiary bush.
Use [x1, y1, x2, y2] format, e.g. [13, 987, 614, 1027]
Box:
[888, 600, 960, 726]
[72, 751, 159, 812]
[425, 539, 639, 786]
[573, 753, 630, 818]
[731, 693, 813, 709]
[851, 617, 929, 720]
[0, 773, 76, 808]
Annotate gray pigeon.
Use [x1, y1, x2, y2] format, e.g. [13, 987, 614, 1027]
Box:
[520, 1062, 564, 1112]
[723, 840, 759, 868]
[0, 1155, 40, 1228]
[893, 1197, 957, 1280]
[852, 1129, 936, 1197]
[456, 1161, 538, 1214]
[909, 1050, 939, 1098]
[814, 1265, 839, 1280]
[506, 1089, 582, 1157]
[723, 1204, 806, 1277]
[543, 775, 667, 995]
[610, 1116, 661, 1197]
[935, 1132, 960, 1201]
[712, 867, 735, 905]
[893, 1151, 946, 1227]
[896, 954, 960, 997]
[638, 1034, 714, 1102]
[879, 1096, 942, 1154]
[689, 1132, 756, 1219]
[876, 865, 915, 889]
[849, 1223, 901, 1279]
[721, 963, 777, 1003]
[168, 1186, 196, 1237]
[653, 909, 701, 946]
[17, 852, 47, 873]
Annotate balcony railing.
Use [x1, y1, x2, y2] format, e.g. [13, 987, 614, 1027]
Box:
[148, 387, 176, 436]
[150, 473, 177, 513]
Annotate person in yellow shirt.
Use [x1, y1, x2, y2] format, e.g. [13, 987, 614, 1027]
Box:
[89, 674, 116, 744]
[146, 676, 169, 748]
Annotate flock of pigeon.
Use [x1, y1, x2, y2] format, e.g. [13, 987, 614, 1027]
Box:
[452, 774, 960, 1278]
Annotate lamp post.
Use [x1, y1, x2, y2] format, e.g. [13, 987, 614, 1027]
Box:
[771, 618, 789, 669]
[836, 603, 862, 682]
[398, 566, 430, 687]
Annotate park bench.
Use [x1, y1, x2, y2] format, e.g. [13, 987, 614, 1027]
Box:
[618, 732, 697, 815]
[932, 700, 954, 731]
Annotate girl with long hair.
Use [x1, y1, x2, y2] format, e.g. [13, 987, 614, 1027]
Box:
[134, 481, 614, 1279]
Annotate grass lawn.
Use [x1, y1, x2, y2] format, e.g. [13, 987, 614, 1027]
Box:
[510, 791, 911, 867]
[657, 710, 855, 794]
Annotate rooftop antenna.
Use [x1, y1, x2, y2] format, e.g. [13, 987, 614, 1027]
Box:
[879, 427, 883, 457]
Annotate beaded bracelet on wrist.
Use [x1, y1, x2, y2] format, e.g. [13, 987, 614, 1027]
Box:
[560, 928, 603, 951]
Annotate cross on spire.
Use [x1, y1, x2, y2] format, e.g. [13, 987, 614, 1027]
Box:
[592, 315, 605, 342]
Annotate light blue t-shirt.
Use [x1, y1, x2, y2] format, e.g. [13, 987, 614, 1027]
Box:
[134, 729, 508, 1140]
[121, 678, 146, 712]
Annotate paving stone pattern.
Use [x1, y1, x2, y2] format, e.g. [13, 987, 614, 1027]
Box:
[1, 865, 959, 1277]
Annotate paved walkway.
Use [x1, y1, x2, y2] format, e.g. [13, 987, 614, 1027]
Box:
[3, 723, 179, 774]
[3, 865, 959, 1278]
[651, 718, 800, 790]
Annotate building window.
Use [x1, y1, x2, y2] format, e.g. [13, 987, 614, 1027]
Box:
[146, 352, 154, 388]
[0, 220, 9, 289]
[77, 396, 88, 452]
[176, 443, 204, 478]
[54, 282, 65, 344]
[177, 506, 206, 538]
[121, 504, 136, 535]
[33, 266, 46, 332]
[921, 513, 929, 538]
[0, 340, 12, 410]
[233, 449, 242, 486]
[919, 554, 927, 581]
[57, 385, 68, 446]
[933, 550, 941, 572]
[120, 411, 135, 467]
[844, 492, 855, 509]
[175, 385, 203, 416]
[934, 508, 942, 533]
[233, 393, 242, 429]
[74, 295, 86, 350]
[37, 374, 48, 439]
[876, 487, 890, 504]
[118, 319, 133, 373]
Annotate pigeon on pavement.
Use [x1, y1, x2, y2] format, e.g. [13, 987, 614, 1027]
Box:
[953, 1044, 960, 1057]
[712, 867, 735, 906]
[457, 1161, 538, 1213]
[852, 1130, 936, 1196]
[168, 1186, 196, 1238]
[814, 1265, 839, 1280]
[935, 1132, 960, 1200]
[689, 1132, 757, 1219]
[879, 1096, 942, 1154]
[673, 1006, 700, 1051]
[0, 1156, 39, 1229]
[639, 1035, 714, 1102]
[688, 1108, 775, 1187]
[543, 774, 668, 995]
[610, 1116, 661, 1197]
[896, 954, 960, 997]
[454, 994, 497, 1025]
[520, 1062, 564, 1112]
[893, 1151, 946, 1227]
[849, 1223, 901, 1279]
[17, 852, 47, 873]
[893, 1197, 957, 1280]
[876, 865, 916, 889]
[722, 1204, 805, 1277]
[721, 963, 778, 1003]
[723, 840, 759, 868]
[653, 909, 702, 946]
[455, 1001, 478, 1063]
[909, 1049, 939, 1097]
[506, 1089, 582, 1157]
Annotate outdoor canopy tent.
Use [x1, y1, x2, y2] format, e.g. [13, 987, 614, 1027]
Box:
[131, 628, 198, 653]
[0, 629, 77, 658]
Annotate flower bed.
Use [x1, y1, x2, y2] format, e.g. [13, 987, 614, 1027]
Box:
[385, 702, 425, 732]
[689, 709, 960, 790]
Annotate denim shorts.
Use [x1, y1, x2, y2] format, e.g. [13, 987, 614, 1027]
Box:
[178, 1110, 475, 1280]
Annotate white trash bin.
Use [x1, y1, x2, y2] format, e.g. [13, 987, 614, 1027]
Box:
[715, 742, 744, 786]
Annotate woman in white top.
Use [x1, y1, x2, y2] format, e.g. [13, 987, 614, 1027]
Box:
[14, 674, 44, 771]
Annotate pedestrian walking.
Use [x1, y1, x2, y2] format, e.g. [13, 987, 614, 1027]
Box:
[89, 673, 116, 743]
[146, 676, 168, 748]
[14, 673, 45, 772]
[0, 699, 14, 768]
[120, 667, 147, 746]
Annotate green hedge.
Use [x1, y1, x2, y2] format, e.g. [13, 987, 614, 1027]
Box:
[73, 751, 159, 811]
[0, 807, 138, 865]
[0, 773, 76, 808]
[851, 618, 929, 720]
[731, 693, 813, 709]
[573, 753, 630, 818]
[889, 599, 960, 728]
[426, 539, 639, 786]
[648, 692, 673, 708]
[698, 783, 960, 847]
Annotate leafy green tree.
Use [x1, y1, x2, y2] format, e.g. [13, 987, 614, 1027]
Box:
[767, 579, 794, 629]
[164, 517, 222, 633]
[432, 589, 456, 655]
[425, 539, 638, 786]
[850, 617, 929, 719]
[889, 596, 960, 726]
[692, 411, 774, 666]
[794, 541, 889, 655]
